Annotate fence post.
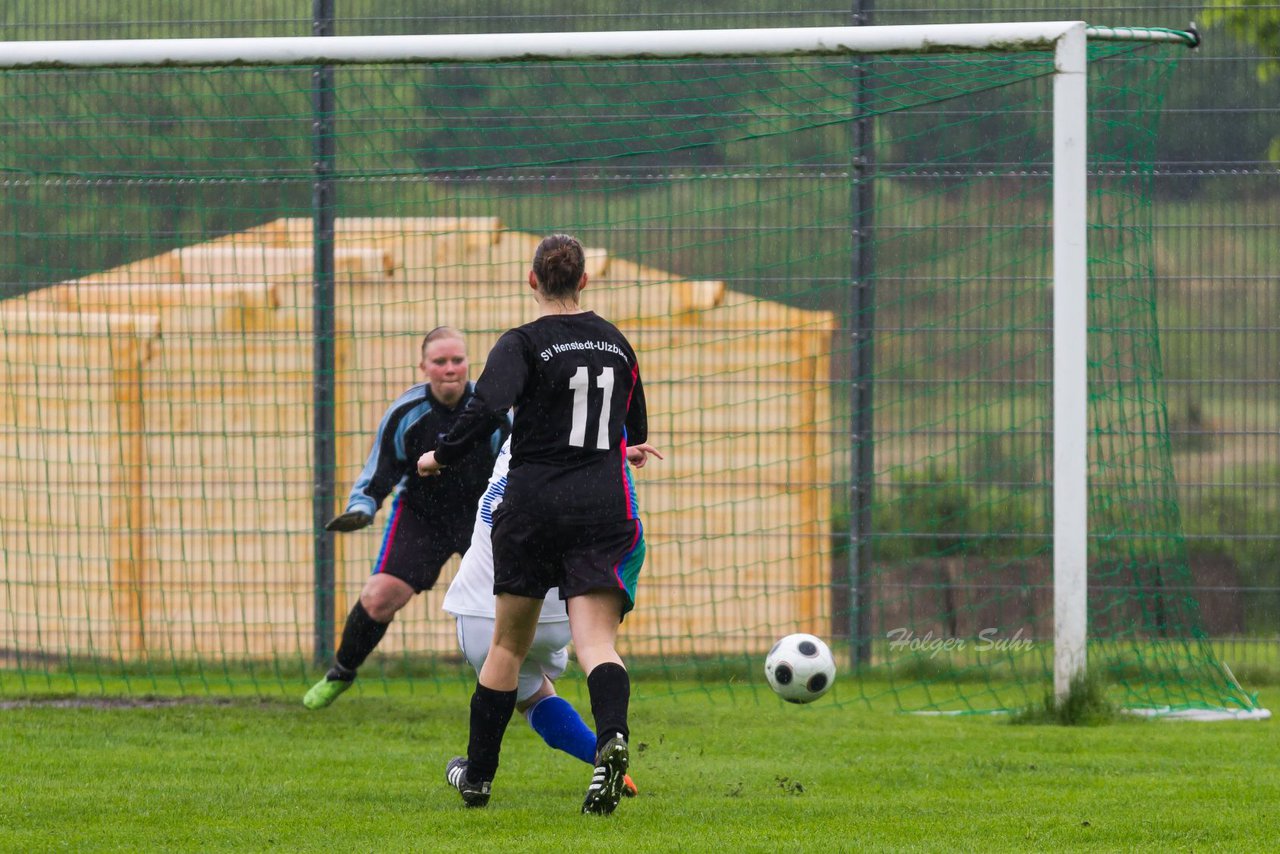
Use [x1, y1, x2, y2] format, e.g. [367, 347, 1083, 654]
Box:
[311, 0, 338, 667]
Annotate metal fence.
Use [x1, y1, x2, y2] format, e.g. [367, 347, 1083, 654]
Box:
[5, 1, 1279, 660]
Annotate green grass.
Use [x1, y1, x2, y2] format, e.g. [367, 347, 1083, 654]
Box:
[2, 682, 1277, 851]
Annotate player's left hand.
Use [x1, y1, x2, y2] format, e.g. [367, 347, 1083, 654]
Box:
[417, 450, 442, 477]
[626, 443, 664, 468]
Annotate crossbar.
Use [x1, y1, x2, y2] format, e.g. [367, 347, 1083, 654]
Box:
[0, 22, 1194, 69]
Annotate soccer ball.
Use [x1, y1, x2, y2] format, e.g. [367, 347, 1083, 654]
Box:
[764, 633, 836, 704]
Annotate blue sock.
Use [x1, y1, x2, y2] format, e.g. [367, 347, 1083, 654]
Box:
[526, 695, 596, 765]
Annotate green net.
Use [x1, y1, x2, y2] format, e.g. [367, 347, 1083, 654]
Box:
[0, 37, 1257, 715]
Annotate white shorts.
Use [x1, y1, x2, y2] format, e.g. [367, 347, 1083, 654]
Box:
[454, 615, 571, 703]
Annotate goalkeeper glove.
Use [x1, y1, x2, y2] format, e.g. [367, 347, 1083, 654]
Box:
[325, 510, 373, 532]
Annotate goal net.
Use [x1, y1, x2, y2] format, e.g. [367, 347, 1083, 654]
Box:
[0, 24, 1260, 718]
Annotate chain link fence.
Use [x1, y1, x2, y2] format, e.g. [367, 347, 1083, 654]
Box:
[5, 1, 1278, 668]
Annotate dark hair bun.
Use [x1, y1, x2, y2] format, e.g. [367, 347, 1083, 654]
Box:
[532, 234, 586, 300]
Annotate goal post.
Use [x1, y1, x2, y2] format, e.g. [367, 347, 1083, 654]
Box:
[1052, 23, 1089, 711]
[0, 22, 1256, 719]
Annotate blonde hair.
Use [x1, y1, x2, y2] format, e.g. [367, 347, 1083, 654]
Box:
[421, 325, 464, 354]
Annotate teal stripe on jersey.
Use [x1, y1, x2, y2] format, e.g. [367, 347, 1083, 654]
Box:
[614, 522, 646, 616]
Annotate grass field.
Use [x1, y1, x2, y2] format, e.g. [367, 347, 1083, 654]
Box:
[2, 681, 1277, 851]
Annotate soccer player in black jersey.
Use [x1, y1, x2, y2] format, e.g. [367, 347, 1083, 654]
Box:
[303, 327, 510, 710]
[419, 234, 659, 815]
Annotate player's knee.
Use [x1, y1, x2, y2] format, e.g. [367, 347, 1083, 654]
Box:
[360, 595, 398, 623]
[491, 634, 533, 661]
[360, 578, 412, 622]
[491, 623, 539, 665]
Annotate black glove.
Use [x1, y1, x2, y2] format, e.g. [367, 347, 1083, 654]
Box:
[324, 510, 373, 532]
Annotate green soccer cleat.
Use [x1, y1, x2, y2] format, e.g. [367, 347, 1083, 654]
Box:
[581, 733, 629, 816]
[302, 674, 353, 710]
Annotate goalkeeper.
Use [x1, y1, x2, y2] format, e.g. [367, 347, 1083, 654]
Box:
[305, 326, 510, 710]
[444, 435, 659, 798]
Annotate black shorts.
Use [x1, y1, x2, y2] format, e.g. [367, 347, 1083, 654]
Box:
[491, 507, 645, 615]
[371, 496, 471, 593]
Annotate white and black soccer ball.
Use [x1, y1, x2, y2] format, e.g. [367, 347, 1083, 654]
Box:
[764, 633, 836, 703]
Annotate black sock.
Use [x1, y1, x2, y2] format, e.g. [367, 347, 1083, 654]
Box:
[467, 683, 517, 782]
[587, 662, 631, 754]
[333, 600, 390, 675]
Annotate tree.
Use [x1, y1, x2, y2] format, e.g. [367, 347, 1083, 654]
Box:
[1203, 2, 1280, 163]
[1202, 2, 1280, 82]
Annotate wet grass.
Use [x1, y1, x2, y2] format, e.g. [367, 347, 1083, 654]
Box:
[1, 682, 1277, 851]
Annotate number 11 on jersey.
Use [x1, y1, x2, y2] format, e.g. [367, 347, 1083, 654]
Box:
[568, 365, 615, 449]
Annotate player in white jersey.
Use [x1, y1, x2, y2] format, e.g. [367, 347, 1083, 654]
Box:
[443, 436, 659, 799]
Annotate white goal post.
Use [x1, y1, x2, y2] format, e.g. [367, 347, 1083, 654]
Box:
[0, 21, 1197, 708]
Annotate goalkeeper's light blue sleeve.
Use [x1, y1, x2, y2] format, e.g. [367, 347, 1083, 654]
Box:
[344, 384, 428, 516]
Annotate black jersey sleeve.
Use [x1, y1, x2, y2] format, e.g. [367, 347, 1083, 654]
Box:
[434, 330, 528, 466]
[625, 368, 648, 447]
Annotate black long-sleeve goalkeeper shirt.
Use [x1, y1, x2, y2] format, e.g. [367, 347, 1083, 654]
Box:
[344, 381, 509, 522]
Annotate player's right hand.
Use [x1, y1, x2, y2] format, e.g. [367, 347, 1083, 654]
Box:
[417, 450, 443, 477]
[324, 510, 373, 532]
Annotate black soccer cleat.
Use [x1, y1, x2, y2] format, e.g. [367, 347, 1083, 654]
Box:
[581, 733, 629, 816]
[445, 757, 492, 808]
